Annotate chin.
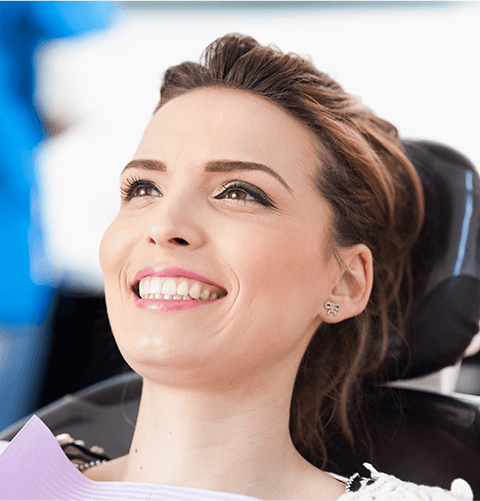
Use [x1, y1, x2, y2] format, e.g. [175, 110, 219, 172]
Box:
[114, 324, 211, 370]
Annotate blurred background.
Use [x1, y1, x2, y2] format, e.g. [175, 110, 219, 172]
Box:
[1, 1, 480, 430]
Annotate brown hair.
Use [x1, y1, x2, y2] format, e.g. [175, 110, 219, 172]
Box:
[157, 34, 424, 469]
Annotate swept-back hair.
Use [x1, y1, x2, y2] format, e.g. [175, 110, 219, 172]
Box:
[157, 34, 424, 469]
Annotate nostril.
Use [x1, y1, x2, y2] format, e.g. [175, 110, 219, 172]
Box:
[170, 237, 189, 246]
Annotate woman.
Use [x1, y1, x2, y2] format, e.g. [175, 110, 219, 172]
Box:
[0, 34, 473, 500]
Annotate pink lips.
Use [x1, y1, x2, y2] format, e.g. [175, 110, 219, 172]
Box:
[133, 266, 227, 312]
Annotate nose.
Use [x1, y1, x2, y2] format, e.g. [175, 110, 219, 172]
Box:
[143, 195, 206, 250]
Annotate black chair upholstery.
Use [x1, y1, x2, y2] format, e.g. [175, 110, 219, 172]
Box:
[331, 387, 480, 495]
[389, 140, 480, 379]
[0, 372, 141, 461]
[1, 140, 480, 496]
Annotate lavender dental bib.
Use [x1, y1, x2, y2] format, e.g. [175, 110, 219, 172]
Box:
[0, 416, 258, 500]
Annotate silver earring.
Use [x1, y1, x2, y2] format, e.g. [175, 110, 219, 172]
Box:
[324, 300, 340, 316]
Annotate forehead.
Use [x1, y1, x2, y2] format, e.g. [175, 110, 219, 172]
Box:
[135, 87, 319, 180]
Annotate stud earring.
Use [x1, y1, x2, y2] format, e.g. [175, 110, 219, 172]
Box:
[324, 300, 340, 316]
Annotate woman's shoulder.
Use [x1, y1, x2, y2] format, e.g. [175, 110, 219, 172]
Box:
[336, 464, 474, 501]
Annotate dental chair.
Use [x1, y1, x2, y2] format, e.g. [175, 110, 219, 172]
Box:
[1, 140, 479, 496]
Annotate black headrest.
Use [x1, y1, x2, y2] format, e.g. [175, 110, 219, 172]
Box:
[388, 140, 480, 380]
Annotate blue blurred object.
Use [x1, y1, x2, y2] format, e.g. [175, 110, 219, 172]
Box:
[0, 1, 119, 430]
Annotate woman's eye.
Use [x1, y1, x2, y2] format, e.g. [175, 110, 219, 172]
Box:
[121, 179, 162, 201]
[222, 188, 256, 201]
[215, 182, 275, 208]
[132, 185, 159, 197]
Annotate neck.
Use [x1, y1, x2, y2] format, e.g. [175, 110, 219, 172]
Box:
[119, 372, 332, 499]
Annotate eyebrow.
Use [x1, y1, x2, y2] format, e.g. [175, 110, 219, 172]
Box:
[121, 159, 293, 192]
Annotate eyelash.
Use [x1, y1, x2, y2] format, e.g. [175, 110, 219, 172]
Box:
[215, 181, 275, 208]
[120, 177, 275, 208]
[120, 177, 159, 201]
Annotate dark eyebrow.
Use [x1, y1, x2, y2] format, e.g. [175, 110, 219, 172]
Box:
[122, 159, 167, 175]
[122, 158, 292, 192]
[205, 160, 292, 192]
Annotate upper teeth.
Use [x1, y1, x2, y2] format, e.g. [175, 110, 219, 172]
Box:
[138, 277, 226, 301]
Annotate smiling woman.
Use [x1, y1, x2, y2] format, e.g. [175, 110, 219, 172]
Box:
[0, 34, 474, 500]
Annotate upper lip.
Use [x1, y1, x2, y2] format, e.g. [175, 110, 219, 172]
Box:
[133, 266, 227, 292]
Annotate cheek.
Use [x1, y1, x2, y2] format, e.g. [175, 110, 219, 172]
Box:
[235, 220, 328, 323]
[99, 223, 117, 282]
[99, 218, 138, 350]
[99, 217, 135, 285]
[217, 220, 328, 371]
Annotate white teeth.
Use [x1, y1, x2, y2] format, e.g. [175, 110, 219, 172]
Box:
[162, 279, 177, 295]
[137, 276, 227, 300]
[150, 278, 161, 294]
[177, 280, 189, 296]
[139, 277, 149, 298]
[189, 283, 202, 299]
[141, 292, 220, 300]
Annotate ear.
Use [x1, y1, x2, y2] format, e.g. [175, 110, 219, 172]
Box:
[320, 244, 373, 323]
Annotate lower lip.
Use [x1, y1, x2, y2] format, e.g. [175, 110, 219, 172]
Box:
[134, 296, 226, 311]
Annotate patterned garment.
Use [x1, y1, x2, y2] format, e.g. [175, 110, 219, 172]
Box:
[335, 464, 473, 500]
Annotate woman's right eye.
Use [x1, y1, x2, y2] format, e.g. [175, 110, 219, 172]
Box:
[121, 179, 162, 201]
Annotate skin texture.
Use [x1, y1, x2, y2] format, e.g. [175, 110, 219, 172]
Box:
[96, 88, 372, 500]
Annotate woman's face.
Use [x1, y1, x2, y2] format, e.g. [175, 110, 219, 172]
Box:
[100, 88, 340, 387]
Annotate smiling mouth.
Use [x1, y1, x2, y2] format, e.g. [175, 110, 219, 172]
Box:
[133, 276, 228, 301]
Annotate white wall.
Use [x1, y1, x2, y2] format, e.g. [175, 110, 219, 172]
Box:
[35, 2, 480, 290]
